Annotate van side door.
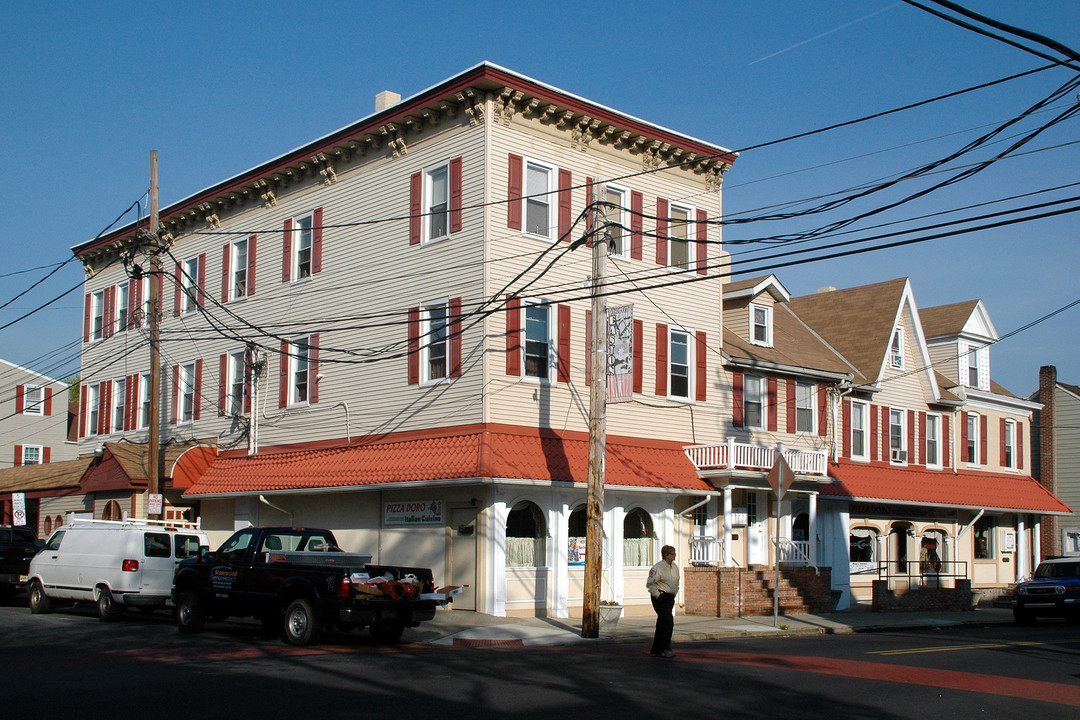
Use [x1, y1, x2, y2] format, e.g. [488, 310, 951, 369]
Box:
[141, 532, 174, 596]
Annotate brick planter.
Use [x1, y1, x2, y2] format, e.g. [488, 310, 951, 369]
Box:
[871, 579, 973, 611]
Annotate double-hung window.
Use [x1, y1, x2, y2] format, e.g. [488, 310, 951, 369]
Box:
[290, 336, 311, 405]
[925, 413, 941, 467]
[111, 377, 126, 433]
[744, 375, 764, 429]
[523, 302, 552, 380]
[181, 256, 200, 315]
[115, 282, 129, 333]
[177, 361, 197, 424]
[86, 384, 101, 436]
[751, 304, 771, 346]
[421, 301, 449, 383]
[230, 236, 249, 300]
[1003, 419, 1016, 469]
[227, 349, 247, 416]
[137, 372, 151, 429]
[669, 330, 691, 400]
[603, 185, 629, 257]
[293, 214, 314, 280]
[668, 203, 694, 271]
[22, 385, 44, 416]
[524, 160, 554, 239]
[967, 412, 979, 465]
[425, 162, 450, 242]
[851, 401, 868, 459]
[90, 290, 105, 341]
[796, 383, 814, 433]
[21, 445, 42, 465]
[889, 408, 906, 463]
[890, 328, 904, 368]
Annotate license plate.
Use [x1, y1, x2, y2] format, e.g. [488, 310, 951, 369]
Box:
[382, 609, 397, 619]
[19, 575, 28, 583]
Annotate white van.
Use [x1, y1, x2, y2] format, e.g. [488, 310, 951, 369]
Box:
[27, 516, 208, 621]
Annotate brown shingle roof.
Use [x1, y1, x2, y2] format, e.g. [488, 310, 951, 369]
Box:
[0, 458, 92, 494]
[920, 300, 980, 338]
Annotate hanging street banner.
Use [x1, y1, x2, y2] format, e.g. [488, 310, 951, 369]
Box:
[607, 305, 634, 403]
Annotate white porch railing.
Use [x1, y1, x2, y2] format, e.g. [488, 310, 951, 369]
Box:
[684, 438, 828, 477]
[689, 536, 723, 566]
[777, 538, 816, 572]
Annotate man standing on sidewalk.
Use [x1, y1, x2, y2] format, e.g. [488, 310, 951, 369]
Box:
[647, 545, 679, 658]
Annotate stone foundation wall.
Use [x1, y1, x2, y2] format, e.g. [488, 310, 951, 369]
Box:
[871, 579, 974, 611]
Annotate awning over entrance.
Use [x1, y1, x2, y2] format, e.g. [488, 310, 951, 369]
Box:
[822, 460, 1072, 515]
[184, 424, 710, 497]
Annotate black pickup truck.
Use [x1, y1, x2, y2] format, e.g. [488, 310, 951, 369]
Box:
[171, 526, 451, 645]
[0, 526, 44, 603]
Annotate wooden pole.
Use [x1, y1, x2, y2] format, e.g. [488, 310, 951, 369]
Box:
[147, 151, 162, 520]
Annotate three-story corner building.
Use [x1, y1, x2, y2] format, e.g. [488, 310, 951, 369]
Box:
[71, 63, 739, 617]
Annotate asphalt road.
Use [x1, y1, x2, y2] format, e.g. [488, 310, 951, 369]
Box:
[2, 602, 1078, 719]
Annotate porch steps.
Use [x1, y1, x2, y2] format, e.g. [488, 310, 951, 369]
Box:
[683, 564, 835, 618]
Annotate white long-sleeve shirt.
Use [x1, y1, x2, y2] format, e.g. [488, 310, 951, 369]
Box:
[646, 558, 680, 598]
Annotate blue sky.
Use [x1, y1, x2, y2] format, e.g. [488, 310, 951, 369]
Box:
[1, 1, 1077, 396]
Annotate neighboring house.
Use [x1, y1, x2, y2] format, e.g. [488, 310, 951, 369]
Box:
[1030, 366, 1080, 557]
[0, 359, 77, 469]
[71, 63, 738, 617]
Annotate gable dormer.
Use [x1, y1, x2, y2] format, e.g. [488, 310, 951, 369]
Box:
[920, 300, 998, 392]
[722, 275, 790, 348]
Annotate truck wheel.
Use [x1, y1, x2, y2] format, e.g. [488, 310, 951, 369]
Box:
[97, 587, 124, 622]
[29, 581, 51, 614]
[1013, 607, 1036, 626]
[370, 622, 405, 643]
[177, 590, 206, 634]
[283, 598, 319, 646]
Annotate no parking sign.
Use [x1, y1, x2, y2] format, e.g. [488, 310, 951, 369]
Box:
[12, 492, 26, 526]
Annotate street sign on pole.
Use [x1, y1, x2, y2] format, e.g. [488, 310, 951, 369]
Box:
[12, 492, 26, 526]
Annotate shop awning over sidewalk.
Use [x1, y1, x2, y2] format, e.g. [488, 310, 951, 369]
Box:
[184, 424, 709, 497]
[822, 460, 1072, 515]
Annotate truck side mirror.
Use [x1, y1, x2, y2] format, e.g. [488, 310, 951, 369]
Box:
[34, 539, 46, 550]
[199, 545, 212, 560]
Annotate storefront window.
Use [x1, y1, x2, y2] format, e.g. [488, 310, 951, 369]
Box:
[973, 517, 994, 559]
[567, 506, 586, 565]
[920, 530, 948, 575]
[623, 508, 654, 566]
[506, 501, 546, 568]
[850, 527, 878, 574]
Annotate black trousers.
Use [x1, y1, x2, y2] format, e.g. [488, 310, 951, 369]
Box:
[650, 591, 675, 654]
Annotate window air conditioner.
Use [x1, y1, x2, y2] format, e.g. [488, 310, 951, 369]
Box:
[891, 449, 907, 463]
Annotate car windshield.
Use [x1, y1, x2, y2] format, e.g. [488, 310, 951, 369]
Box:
[1034, 562, 1080, 578]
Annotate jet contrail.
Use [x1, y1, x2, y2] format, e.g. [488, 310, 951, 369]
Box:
[750, 3, 902, 65]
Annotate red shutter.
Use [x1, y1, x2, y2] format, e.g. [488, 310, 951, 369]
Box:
[312, 208, 323, 275]
[408, 307, 420, 385]
[218, 354, 227, 416]
[767, 377, 778, 431]
[247, 234, 257, 296]
[558, 169, 572, 242]
[80, 385, 88, 438]
[222, 243, 231, 300]
[505, 295, 521, 376]
[101, 380, 112, 435]
[1000, 417, 1008, 466]
[960, 411, 969, 463]
[449, 297, 462, 378]
[308, 334, 320, 404]
[980, 414, 988, 465]
[1018, 421, 1025, 469]
[870, 404, 879, 462]
[14, 446, 22, 467]
[103, 285, 114, 338]
[881, 405, 889, 461]
[449, 156, 463, 234]
[557, 304, 571, 382]
[279, 342, 289, 408]
[43, 447, 51, 464]
[409, 171, 422, 245]
[655, 198, 669, 265]
[786, 381, 796, 434]
[842, 400, 852, 457]
[918, 412, 927, 465]
[584, 309, 592, 386]
[44, 387, 53, 417]
[655, 324, 668, 396]
[15, 385, 24, 414]
[83, 293, 91, 342]
[818, 384, 828, 437]
[695, 209, 708, 275]
[907, 410, 915, 461]
[732, 371, 744, 427]
[282, 217, 293, 282]
[633, 319, 643, 394]
[193, 360, 203, 421]
[943, 417, 951, 468]
[173, 262, 181, 316]
[507, 154, 523, 230]
[630, 191, 643, 260]
[197, 255, 206, 309]
[695, 331, 707, 401]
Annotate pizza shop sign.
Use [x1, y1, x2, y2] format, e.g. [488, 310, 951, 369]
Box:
[384, 500, 444, 526]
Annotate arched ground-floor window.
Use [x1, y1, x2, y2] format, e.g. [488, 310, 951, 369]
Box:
[623, 507, 654, 567]
[101, 500, 123, 521]
[506, 501, 546, 568]
[850, 526, 879, 575]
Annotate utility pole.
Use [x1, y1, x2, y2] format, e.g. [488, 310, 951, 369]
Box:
[582, 182, 608, 638]
[147, 150, 162, 520]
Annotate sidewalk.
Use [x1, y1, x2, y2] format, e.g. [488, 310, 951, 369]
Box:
[409, 605, 1017, 648]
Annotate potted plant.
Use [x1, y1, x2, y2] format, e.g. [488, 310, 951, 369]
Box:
[598, 600, 623, 629]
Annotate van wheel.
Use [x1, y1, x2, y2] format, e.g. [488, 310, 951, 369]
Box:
[29, 581, 51, 614]
[177, 590, 205, 634]
[370, 621, 405, 644]
[97, 588, 124, 622]
[283, 599, 319, 646]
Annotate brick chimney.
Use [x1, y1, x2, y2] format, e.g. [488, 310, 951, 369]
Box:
[1038, 365, 1059, 557]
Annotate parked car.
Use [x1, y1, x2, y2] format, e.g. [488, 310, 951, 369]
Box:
[1013, 556, 1080, 624]
[28, 516, 208, 621]
[0, 525, 44, 603]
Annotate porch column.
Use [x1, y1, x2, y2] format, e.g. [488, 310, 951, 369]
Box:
[1016, 516, 1028, 580]
[1033, 517, 1042, 568]
[723, 487, 733, 567]
[809, 492, 818, 566]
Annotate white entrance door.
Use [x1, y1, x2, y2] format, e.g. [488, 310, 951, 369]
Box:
[449, 506, 478, 611]
[747, 491, 768, 566]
